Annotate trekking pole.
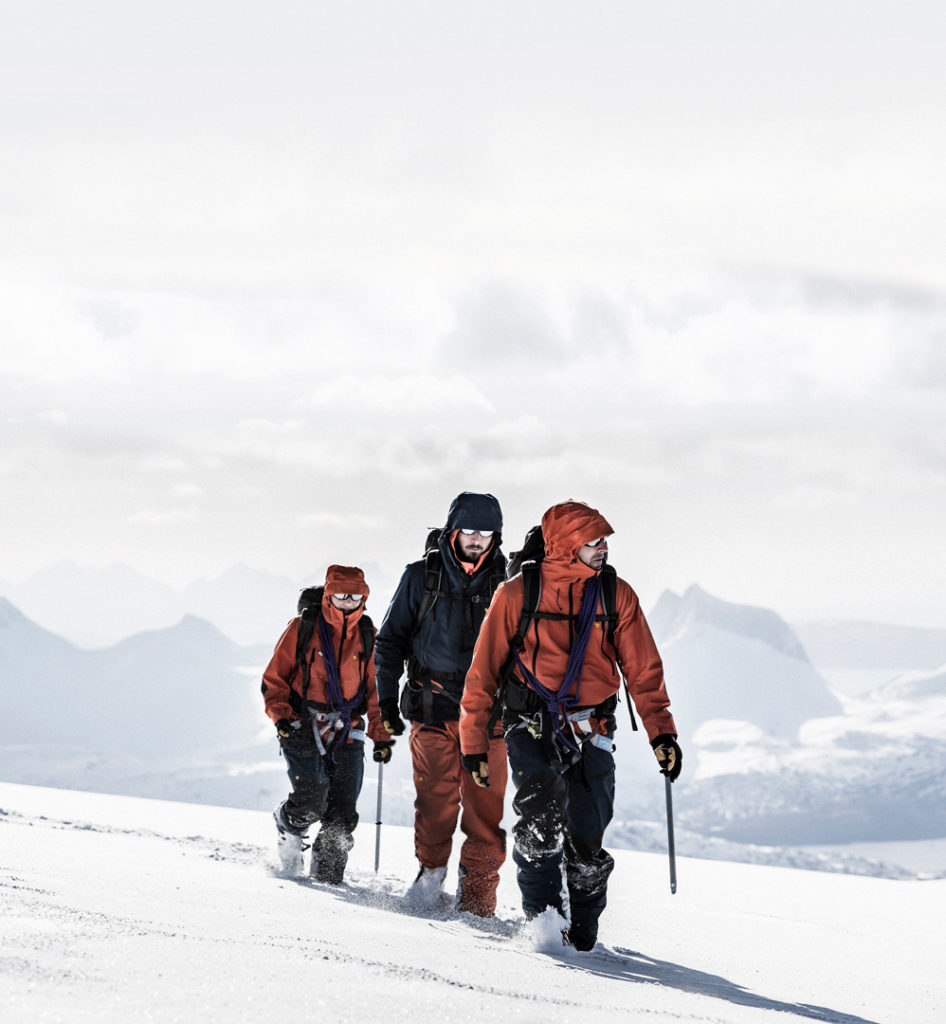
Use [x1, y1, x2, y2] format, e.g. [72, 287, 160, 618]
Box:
[665, 775, 677, 894]
[374, 761, 384, 873]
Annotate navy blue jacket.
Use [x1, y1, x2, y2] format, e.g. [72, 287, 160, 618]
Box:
[375, 492, 505, 723]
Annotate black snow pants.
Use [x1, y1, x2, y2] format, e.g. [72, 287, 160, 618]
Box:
[505, 723, 616, 950]
[278, 726, 363, 883]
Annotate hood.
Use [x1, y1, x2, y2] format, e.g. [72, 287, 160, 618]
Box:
[541, 500, 613, 564]
[321, 565, 370, 628]
[443, 491, 503, 536]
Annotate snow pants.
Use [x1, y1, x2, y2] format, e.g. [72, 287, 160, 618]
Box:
[505, 725, 616, 950]
[279, 729, 364, 883]
[409, 720, 507, 916]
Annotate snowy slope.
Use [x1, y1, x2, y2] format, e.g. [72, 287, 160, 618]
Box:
[1, 781, 942, 1024]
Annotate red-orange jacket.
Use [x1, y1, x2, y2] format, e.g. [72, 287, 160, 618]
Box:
[459, 501, 677, 753]
[261, 566, 386, 745]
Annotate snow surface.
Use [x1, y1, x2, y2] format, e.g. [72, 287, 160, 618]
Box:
[2, 782, 942, 1024]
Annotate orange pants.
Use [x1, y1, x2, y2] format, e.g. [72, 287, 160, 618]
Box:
[409, 720, 507, 916]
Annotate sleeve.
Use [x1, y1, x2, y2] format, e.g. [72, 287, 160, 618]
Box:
[374, 564, 423, 704]
[363, 628, 388, 744]
[260, 619, 302, 724]
[459, 578, 521, 755]
[613, 582, 677, 742]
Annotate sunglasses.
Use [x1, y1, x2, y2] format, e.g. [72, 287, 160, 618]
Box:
[331, 594, 365, 603]
[584, 537, 607, 548]
[459, 529, 495, 538]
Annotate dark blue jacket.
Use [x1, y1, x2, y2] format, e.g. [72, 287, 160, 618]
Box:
[375, 492, 505, 723]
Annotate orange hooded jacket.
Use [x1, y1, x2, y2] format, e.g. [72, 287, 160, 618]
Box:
[261, 565, 386, 745]
[459, 501, 677, 754]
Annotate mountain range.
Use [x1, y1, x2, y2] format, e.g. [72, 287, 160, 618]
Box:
[2, 575, 945, 857]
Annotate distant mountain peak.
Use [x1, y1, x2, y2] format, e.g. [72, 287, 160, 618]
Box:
[651, 584, 811, 663]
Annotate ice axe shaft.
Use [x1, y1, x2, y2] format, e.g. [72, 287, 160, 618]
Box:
[665, 775, 677, 894]
[374, 761, 383, 873]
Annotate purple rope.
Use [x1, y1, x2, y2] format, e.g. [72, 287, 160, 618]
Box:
[513, 573, 602, 754]
[317, 613, 363, 760]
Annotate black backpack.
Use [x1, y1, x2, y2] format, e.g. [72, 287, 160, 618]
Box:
[294, 586, 375, 713]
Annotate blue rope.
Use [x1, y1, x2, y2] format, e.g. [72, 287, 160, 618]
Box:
[513, 573, 602, 754]
[317, 613, 363, 760]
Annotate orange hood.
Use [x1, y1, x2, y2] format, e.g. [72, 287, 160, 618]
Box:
[541, 500, 613, 566]
[321, 565, 370, 628]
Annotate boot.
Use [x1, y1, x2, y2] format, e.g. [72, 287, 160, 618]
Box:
[273, 803, 308, 877]
[405, 864, 450, 910]
[310, 825, 354, 886]
[457, 863, 496, 918]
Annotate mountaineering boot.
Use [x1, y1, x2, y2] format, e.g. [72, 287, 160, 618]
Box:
[310, 824, 354, 886]
[405, 864, 449, 910]
[273, 803, 309, 877]
[456, 863, 496, 918]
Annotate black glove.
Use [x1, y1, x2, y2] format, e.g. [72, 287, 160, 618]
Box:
[461, 752, 490, 788]
[275, 718, 301, 739]
[651, 734, 682, 782]
[372, 741, 395, 764]
[379, 698, 406, 736]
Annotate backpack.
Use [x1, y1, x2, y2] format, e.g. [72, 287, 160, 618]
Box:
[294, 586, 375, 714]
[497, 526, 637, 731]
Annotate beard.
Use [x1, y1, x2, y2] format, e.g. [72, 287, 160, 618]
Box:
[455, 538, 487, 563]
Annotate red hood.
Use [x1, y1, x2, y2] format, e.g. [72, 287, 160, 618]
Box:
[541, 500, 613, 569]
[321, 564, 369, 629]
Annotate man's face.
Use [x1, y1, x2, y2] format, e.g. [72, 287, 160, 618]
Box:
[455, 529, 494, 563]
[577, 536, 609, 570]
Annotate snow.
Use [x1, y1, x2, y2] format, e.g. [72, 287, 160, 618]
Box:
[2, 781, 943, 1024]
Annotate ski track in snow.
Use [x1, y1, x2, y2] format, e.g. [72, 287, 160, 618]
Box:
[2, 784, 940, 1024]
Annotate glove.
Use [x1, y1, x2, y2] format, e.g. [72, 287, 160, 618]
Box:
[651, 734, 682, 782]
[379, 698, 406, 736]
[461, 752, 490, 788]
[372, 741, 395, 764]
[275, 718, 302, 739]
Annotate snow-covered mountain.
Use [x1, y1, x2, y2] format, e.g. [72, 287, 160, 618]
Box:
[4, 584, 946, 857]
[649, 584, 842, 743]
[2, 782, 942, 1024]
[633, 587, 946, 846]
[0, 598, 268, 758]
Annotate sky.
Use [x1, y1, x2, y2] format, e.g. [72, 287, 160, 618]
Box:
[3, 1, 946, 628]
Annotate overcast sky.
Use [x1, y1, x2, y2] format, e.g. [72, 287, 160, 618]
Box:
[3, 1, 946, 628]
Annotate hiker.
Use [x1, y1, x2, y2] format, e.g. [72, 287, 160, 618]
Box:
[262, 565, 392, 883]
[375, 492, 508, 916]
[459, 500, 681, 950]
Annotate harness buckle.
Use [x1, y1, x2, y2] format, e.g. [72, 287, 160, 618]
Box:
[525, 713, 543, 740]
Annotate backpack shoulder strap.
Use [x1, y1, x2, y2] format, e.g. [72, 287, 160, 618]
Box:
[295, 607, 319, 707]
[514, 560, 543, 647]
[358, 614, 376, 687]
[600, 564, 618, 644]
[408, 547, 444, 642]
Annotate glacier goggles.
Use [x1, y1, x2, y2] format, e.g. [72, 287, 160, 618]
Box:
[583, 537, 607, 548]
[459, 528, 495, 537]
[330, 593, 365, 604]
